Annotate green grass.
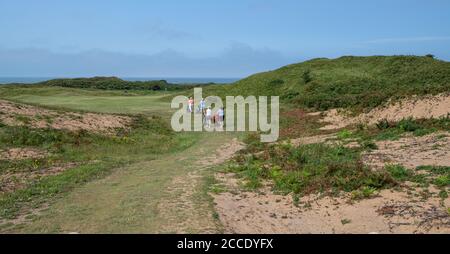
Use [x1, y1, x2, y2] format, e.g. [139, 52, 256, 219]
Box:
[0, 88, 200, 220]
[377, 165, 450, 189]
[416, 165, 450, 175]
[228, 128, 450, 198]
[0, 85, 241, 233]
[208, 56, 450, 111]
[228, 137, 449, 198]
[337, 129, 353, 139]
[351, 186, 378, 200]
[385, 164, 413, 181]
[2, 132, 233, 233]
[40, 77, 170, 91]
[229, 140, 396, 195]
[0, 115, 198, 219]
[0, 86, 175, 117]
[0, 161, 117, 219]
[439, 190, 448, 199]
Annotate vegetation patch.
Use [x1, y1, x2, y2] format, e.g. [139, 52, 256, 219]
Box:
[219, 56, 450, 111]
[339, 116, 450, 143]
[229, 128, 450, 199]
[38, 76, 215, 92]
[0, 112, 196, 219]
[229, 137, 396, 195]
[380, 165, 450, 189]
[351, 186, 378, 200]
[416, 166, 449, 199]
[279, 109, 326, 139]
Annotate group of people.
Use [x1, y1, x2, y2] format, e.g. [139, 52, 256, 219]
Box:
[187, 97, 224, 128]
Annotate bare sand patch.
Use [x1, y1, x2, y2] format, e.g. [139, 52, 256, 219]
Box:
[0, 100, 54, 117]
[290, 134, 337, 146]
[0, 99, 132, 135]
[362, 132, 450, 169]
[50, 113, 131, 134]
[0, 148, 47, 161]
[212, 175, 450, 234]
[319, 94, 450, 130]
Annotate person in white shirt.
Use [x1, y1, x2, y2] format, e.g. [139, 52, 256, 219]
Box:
[188, 97, 194, 113]
[205, 107, 212, 128]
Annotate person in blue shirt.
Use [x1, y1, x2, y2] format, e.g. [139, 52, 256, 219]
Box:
[217, 107, 225, 128]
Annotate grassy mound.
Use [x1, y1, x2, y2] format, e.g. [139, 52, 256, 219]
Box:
[221, 55, 450, 110]
[40, 77, 172, 91]
[33, 77, 212, 91]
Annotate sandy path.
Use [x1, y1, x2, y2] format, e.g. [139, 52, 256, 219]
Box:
[157, 137, 244, 233]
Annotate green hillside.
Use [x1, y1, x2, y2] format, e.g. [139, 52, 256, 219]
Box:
[39, 77, 169, 91]
[223, 55, 450, 110]
[38, 77, 209, 91]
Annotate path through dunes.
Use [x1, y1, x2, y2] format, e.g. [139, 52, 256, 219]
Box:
[4, 133, 241, 233]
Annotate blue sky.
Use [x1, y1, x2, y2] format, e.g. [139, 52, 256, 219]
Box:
[1, 0, 449, 77]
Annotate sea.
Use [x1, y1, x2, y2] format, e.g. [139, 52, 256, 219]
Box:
[0, 77, 239, 85]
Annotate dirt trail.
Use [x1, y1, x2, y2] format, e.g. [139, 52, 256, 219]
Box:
[1, 133, 242, 233]
[157, 138, 244, 233]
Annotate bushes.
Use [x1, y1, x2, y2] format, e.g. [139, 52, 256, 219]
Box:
[231, 143, 396, 195]
[398, 118, 421, 132]
[374, 116, 449, 140]
[302, 70, 312, 84]
[0, 126, 75, 147]
[337, 129, 353, 139]
[385, 164, 413, 181]
[416, 166, 450, 188]
[242, 132, 266, 153]
[269, 79, 285, 86]
[40, 77, 175, 91]
[376, 119, 391, 130]
[130, 115, 173, 136]
[230, 140, 448, 197]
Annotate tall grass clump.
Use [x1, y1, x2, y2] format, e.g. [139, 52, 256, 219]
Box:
[230, 142, 396, 195]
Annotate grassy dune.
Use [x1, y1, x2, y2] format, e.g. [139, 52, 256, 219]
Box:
[215, 55, 450, 110]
